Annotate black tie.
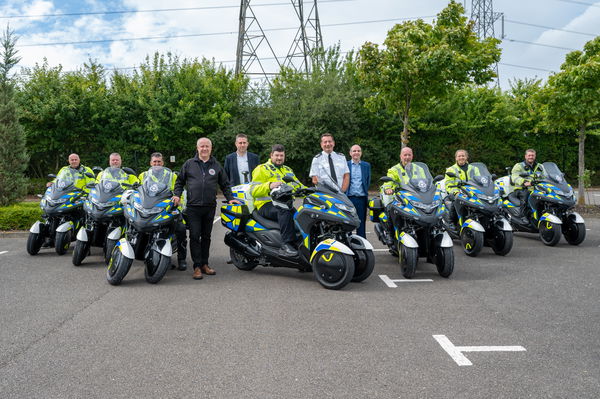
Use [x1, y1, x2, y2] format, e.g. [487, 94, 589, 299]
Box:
[328, 153, 338, 185]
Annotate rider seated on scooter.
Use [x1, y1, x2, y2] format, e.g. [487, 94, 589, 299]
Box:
[511, 149, 543, 217]
[444, 149, 474, 230]
[95, 153, 139, 188]
[251, 144, 306, 257]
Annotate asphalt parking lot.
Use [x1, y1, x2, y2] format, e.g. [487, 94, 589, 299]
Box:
[1, 217, 599, 398]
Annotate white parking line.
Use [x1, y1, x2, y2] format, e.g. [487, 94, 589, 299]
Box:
[373, 249, 389, 252]
[0, 251, 7, 255]
[433, 335, 526, 366]
[379, 275, 433, 287]
[213, 216, 220, 224]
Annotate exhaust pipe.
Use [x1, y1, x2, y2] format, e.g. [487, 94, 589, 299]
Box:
[224, 232, 261, 258]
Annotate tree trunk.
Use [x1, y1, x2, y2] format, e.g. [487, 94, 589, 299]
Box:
[401, 114, 409, 148]
[577, 123, 586, 206]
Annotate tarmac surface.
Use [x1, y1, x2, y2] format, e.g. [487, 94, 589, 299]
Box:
[1, 216, 599, 398]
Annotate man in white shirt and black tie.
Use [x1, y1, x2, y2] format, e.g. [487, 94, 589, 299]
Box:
[309, 133, 349, 192]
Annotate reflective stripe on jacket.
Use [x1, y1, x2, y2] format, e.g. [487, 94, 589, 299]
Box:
[251, 160, 305, 209]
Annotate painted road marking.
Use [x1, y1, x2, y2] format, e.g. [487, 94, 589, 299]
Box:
[373, 249, 389, 252]
[0, 251, 7, 255]
[213, 216, 220, 224]
[379, 275, 433, 287]
[433, 335, 526, 366]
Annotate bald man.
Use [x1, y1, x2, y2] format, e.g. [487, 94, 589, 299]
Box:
[47, 153, 95, 191]
[174, 137, 239, 280]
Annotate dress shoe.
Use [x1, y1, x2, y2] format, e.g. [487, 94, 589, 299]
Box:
[192, 268, 203, 280]
[278, 244, 298, 257]
[178, 259, 188, 271]
[200, 264, 215, 275]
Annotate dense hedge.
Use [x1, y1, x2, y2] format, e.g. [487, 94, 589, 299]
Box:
[0, 202, 41, 230]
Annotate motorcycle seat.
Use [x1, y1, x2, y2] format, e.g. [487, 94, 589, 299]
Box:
[251, 210, 281, 230]
[507, 192, 522, 206]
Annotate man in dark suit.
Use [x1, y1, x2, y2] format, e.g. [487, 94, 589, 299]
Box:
[223, 133, 260, 186]
[346, 144, 371, 238]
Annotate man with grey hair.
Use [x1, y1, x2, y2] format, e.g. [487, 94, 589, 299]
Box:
[174, 138, 239, 280]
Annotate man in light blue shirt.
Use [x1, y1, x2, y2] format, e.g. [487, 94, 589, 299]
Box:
[346, 144, 371, 238]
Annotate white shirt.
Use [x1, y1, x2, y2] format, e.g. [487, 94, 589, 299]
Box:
[236, 153, 250, 184]
[309, 151, 349, 188]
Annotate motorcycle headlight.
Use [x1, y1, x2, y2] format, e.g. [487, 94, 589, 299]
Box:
[413, 200, 440, 212]
[133, 201, 163, 216]
[48, 197, 68, 206]
[336, 203, 355, 213]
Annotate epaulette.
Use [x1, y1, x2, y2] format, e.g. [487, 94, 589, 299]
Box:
[314, 153, 322, 159]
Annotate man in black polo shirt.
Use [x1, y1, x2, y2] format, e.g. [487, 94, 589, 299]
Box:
[173, 137, 239, 280]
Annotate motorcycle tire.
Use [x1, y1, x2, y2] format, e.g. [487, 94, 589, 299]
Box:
[312, 251, 355, 290]
[26, 232, 44, 256]
[106, 247, 132, 286]
[539, 220, 562, 246]
[144, 251, 170, 284]
[434, 246, 454, 278]
[490, 229, 513, 256]
[399, 243, 418, 279]
[104, 238, 118, 265]
[55, 230, 72, 255]
[563, 221, 585, 246]
[230, 248, 258, 271]
[460, 228, 483, 257]
[72, 239, 89, 266]
[351, 249, 375, 283]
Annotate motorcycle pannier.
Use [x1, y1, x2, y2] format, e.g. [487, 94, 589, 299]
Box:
[220, 204, 251, 232]
[368, 197, 384, 222]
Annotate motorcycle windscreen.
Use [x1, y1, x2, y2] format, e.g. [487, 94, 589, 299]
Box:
[540, 162, 571, 192]
[466, 162, 495, 196]
[96, 167, 125, 202]
[140, 166, 173, 208]
[404, 162, 436, 203]
[51, 168, 77, 199]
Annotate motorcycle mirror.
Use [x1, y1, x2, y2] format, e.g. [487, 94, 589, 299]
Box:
[433, 175, 444, 183]
[491, 174, 497, 180]
[380, 176, 393, 182]
[92, 166, 103, 174]
[123, 167, 136, 176]
[36, 194, 43, 198]
[47, 174, 57, 179]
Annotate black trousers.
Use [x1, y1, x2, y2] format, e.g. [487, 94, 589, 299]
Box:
[185, 206, 216, 268]
[174, 221, 187, 260]
[258, 202, 296, 245]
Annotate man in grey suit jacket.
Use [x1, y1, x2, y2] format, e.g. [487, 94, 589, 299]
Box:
[224, 134, 260, 186]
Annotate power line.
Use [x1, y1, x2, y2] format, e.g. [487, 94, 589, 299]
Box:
[504, 38, 578, 51]
[557, 0, 600, 7]
[499, 62, 554, 72]
[18, 16, 434, 48]
[0, 0, 351, 20]
[505, 19, 597, 37]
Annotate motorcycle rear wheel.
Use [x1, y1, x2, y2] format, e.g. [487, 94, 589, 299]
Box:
[230, 248, 258, 271]
[539, 221, 562, 246]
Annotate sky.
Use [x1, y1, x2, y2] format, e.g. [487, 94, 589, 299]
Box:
[1, 0, 599, 89]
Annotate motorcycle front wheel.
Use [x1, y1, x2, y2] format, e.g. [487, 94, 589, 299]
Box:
[312, 250, 355, 290]
[563, 220, 585, 246]
[351, 249, 375, 283]
[460, 227, 483, 257]
[72, 239, 89, 266]
[434, 246, 454, 278]
[539, 220, 562, 246]
[26, 231, 44, 255]
[490, 229, 513, 256]
[106, 247, 132, 285]
[399, 242, 418, 279]
[104, 238, 118, 265]
[55, 230, 72, 255]
[144, 250, 170, 284]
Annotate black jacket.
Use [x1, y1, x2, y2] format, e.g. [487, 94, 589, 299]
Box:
[174, 155, 233, 206]
[223, 151, 260, 186]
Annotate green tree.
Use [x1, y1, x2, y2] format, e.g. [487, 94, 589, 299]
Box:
[357, 1, 501, 146]
[0, 26, 29, 205]
[545, 36, 600, 205]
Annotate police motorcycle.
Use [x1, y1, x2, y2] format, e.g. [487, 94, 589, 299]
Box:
[440, 162, 513, 257]
[71, 167, 134, 266]
[369, 162, 454, 279]
[107, 166, 181, 285]
[26, 168, 89, 256]
[221, 176, 375, 290]
[495, 162, 585, 246]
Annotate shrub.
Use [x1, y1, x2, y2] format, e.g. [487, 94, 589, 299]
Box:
[0, 201, 41, 230]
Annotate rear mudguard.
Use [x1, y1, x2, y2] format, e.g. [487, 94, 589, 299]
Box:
[348, 234, 374, 251]
[398, 231, 419, 248]
[29, 221, 42, 234]
[461, 219, 485, 233]
[76, 228, 88, 242]
[310, 239, 354, 263]
[539, 213, 562, 226]
[56, 221, 74, 233]
[152, 238, 172, 257]
[116, 238, 135, 260]
[567, 212, 585, 224]
[107, 227, 122, 240]
[494, 217, 512, 232]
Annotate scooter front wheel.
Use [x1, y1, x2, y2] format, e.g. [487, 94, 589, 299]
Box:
[460, 228, 483, 257]
[539, 221, 561, 246]
[563, 220, 585, 246]
[26, 232, 44, 255]
[399, 243, 418, 279]
[104, 238, 118, 265]
[435, 246, 454, 278]
[312, 251, 355, 290]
